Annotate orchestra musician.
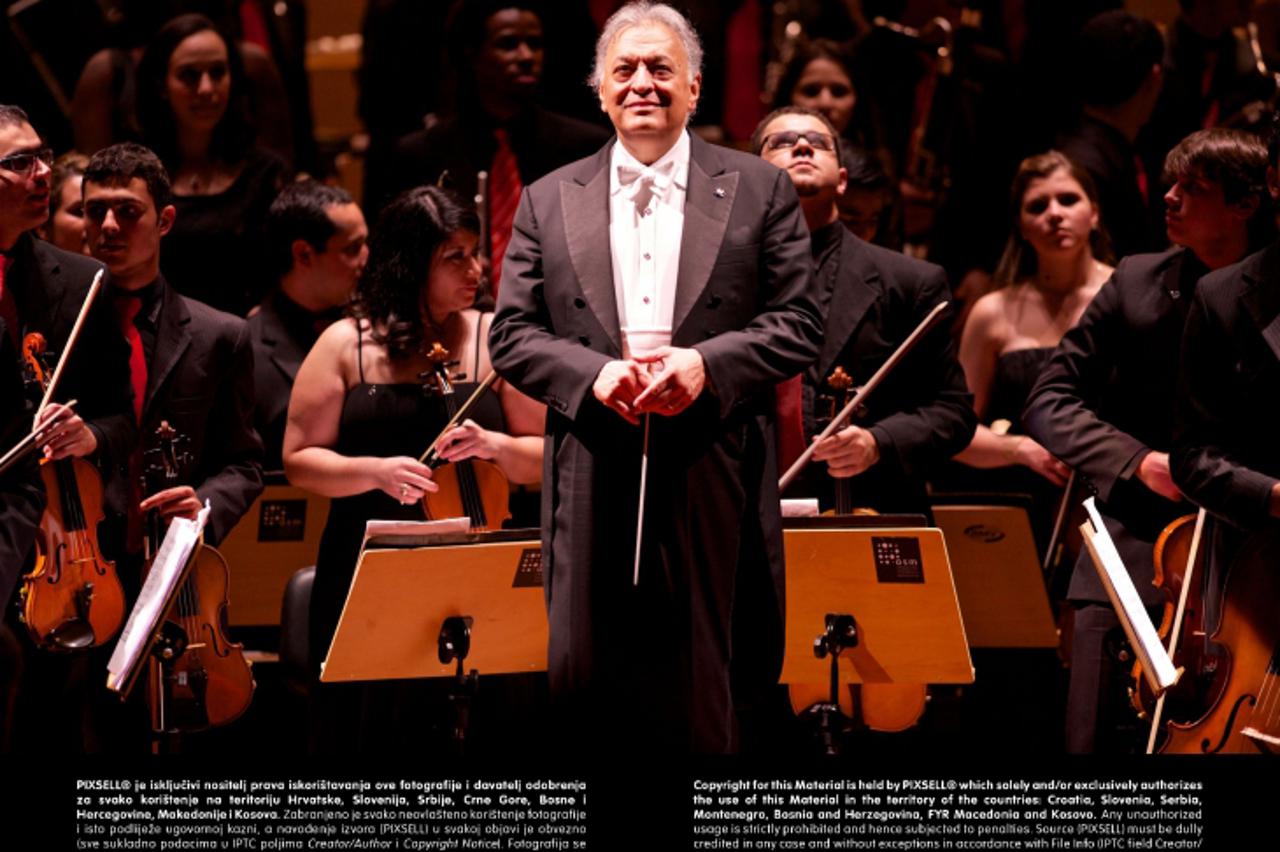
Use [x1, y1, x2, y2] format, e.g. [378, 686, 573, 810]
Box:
[1024, 127, 1272, 753]
[952, 151, 1113, 543]
[752, 106, 975, 515]
[251, 180, 368, 471]
[0, 106, 134, 755]
[488, 1, 823, 754]
[83, 143, 264, 564]
[1171, 117, 1280, 554]
[378, 0, 609, 294]
[283, 184, 544, 754]
[74, 142, 264, 752]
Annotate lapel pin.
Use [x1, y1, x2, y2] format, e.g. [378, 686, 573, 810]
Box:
[713, 187, 725, 198]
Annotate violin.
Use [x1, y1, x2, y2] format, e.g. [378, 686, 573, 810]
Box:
[786, 364, 928, 733]
[142, 422, 253, 732]
[418, 342, 510, 531]
[18, 332, 125, 651]
[1129, 512, 1227, 737]
[1157, 521, 1280, 754]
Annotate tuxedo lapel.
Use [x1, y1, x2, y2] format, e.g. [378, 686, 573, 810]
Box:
[1240, 242, 1280, 365]
[817, 232, 881, 379]
[560, 146, 620, 353]
[144, 282, 192, 421]
[674, 136, 736, 336]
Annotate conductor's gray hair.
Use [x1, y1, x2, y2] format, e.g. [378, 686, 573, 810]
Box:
[588, 2, 703, 89]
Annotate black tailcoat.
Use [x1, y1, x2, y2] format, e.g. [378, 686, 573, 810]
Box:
[489, 134, 823, 752]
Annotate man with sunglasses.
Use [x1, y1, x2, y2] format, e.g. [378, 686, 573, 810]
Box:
[752, 107, 974, 515]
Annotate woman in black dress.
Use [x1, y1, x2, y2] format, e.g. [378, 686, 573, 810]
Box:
[137, 13, 287, 316]
[282, 186, 543, 753]
[953, 151, 1113, 540]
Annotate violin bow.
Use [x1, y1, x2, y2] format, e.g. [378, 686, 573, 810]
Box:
[35, 268, 104, 420]
[779, 301, 948, 491]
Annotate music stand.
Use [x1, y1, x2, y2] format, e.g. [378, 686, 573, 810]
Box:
[219, 473, 331, 626]
[319, 528, 546, 751]
[930, 493, 1059, 648]
[781, 516, 973, 752]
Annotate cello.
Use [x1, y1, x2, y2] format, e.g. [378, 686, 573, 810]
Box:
[418, 342, 510, 531]
[19, 332, 125, 651]
[141, 422, 253, 733]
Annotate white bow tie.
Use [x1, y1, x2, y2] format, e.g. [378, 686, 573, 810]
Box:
[617, 160, 677, 209]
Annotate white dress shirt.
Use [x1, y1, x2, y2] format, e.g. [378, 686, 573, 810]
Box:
[608, 131, 690, 357]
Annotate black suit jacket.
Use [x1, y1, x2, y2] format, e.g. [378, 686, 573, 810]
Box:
[246, 295, 311, 473]
[105, 280, 263, 554]
[1058, 116, 1160, 259]
[798, 226, 975, 513]
[4, 234, 134, 476]
[0, 319, 45, 606]
[376, 107, 610, 214]
[489, 133, 823, 751]
[1024, 248, 1198, 603]
[1172, 241, 1280, 531]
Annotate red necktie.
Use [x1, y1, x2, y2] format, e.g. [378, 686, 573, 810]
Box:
[114, 294, 146, 423]
[0, 255, 19, 348]
[1134, 155, 1149, 207]
[114, 293, 147, 553]
[488, 128, 522, 299]
[723, 0, 765, 142]
[776, 375, 806, 476]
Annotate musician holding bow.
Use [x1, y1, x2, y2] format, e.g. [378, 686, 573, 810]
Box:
[752, 106, 975, 515]
[283, 185, 543, 754]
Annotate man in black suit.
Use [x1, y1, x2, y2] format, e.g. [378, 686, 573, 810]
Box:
[378, 0, 609, 295]
[1, 106, 130, 754]
[251, 181, 367, 471]
[489, 2, 822, 753]
[1171, 117, 1280, 579]
[0, 105, 134, 529]
[752, 107, 975, 515]
[1024, 128, 1270, 753]
[82, 143, 262, 566]
[1057, 11, 1165, 260]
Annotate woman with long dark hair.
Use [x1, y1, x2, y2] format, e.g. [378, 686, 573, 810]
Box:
[283, 186, 543, 753]
[136, 13, 286, 315]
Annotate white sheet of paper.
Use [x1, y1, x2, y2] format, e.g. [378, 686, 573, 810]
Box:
[1082, 497, 1179, 690]
[360, 517, 471, 550]
[106, 502, 211, 693]
[781, 498, 820, 517]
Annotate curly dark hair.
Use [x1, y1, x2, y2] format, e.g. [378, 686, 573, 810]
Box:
[136, 13, 254, 170]
[354, 185, 480, 361]
[84, 142, 174, 211]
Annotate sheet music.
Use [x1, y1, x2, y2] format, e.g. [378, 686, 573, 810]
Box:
[360, 517, 471, 550]
[106, 502, 211, 693]
[781, 498, 820, 517]
[1081, 497, 1179, 691]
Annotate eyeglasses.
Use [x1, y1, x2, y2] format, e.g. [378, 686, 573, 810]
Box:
[0, 146, 53, 176]
[762, 130, 835, 153]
